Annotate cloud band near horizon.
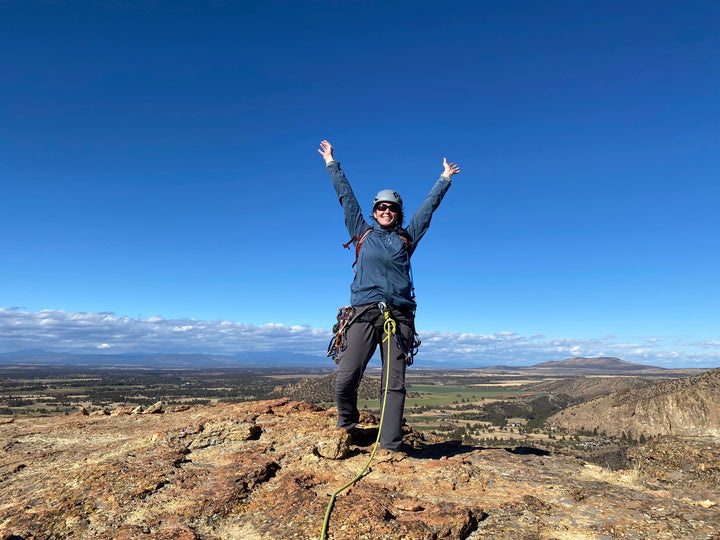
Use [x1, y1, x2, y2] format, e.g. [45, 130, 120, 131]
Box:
[1, 307, 717, 368]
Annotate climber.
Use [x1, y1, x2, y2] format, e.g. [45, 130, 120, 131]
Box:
[318, 139, 460, 452]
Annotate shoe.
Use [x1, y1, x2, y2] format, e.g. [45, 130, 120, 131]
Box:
[345, 425, 377, 447]
[374, 447, 407, 462]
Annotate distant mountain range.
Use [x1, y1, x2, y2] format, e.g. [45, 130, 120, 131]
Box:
[0, 351, 679, 372]
[0, 351, 712, 374]
[0, 350, 328, 369]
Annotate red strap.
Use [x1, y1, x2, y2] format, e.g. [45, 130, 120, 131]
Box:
[343, 228, 413, 271]
[343, 227, 372, 270]
[398, 234, 413, 251]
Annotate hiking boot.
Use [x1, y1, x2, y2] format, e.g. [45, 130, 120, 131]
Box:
[374, 447, 407, 463]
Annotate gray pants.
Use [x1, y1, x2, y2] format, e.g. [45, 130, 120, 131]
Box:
[334, 305, 414, 451]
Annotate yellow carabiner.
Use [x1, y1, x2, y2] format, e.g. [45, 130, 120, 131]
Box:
[382, 308, 396, 339]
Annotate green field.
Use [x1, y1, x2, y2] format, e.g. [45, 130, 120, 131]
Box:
[356, 385, 539, 410]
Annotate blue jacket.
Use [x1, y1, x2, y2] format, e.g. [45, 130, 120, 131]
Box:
[327, 161, 451, 308]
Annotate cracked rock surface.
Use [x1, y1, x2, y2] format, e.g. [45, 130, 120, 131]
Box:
[1, 398, 718, 539]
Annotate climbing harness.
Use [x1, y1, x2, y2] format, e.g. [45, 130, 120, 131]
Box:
[320, 303, 397, 540]
[327, 304, 421, 366]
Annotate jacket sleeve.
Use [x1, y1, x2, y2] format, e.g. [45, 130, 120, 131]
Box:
[327, 161, 370, 238]
[405, 176, 452, 253]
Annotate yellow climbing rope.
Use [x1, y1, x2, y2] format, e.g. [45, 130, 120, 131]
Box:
[320, 305, 397, 540]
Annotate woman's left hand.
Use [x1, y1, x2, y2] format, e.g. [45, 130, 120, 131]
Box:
[442, 158, 461, 179]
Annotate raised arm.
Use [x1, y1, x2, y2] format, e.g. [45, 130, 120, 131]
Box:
[319, 140, 369, 238]
[406, 157, 461, 250]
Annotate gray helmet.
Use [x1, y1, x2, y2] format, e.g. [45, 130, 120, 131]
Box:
[373, 189, 403, 209]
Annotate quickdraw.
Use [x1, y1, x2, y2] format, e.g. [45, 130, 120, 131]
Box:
[326, 306, 355, 363]
[395, 331, 422, 366]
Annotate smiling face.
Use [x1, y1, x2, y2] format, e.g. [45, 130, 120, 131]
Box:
[373, 202, 400, 227]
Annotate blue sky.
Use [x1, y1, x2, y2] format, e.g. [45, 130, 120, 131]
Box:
[2, 1, 719, 367]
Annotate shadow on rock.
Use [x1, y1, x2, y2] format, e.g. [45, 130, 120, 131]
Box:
[348, 426, 379, 447]
[504, 446, 550, 456]
[411, 441, 481, 460]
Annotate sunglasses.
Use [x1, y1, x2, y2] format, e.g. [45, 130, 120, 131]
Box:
[375, 203, 399, 213]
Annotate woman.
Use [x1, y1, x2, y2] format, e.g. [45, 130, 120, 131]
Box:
[318, 139, 460, 452]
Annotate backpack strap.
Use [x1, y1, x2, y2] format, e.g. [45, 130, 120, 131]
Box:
[343, 227, 414, 271]
[343, 227, 372, 271]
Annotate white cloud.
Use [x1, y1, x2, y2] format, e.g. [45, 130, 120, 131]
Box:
[0, 307, 330, 356]
[0, 307, 718, 368]
[413, 329, 719, 368]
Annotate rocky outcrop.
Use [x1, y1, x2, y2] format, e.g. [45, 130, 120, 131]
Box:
[526, 375, 653, 400]
[1, 399, 719, 539]
[546, 367, 720, 440]
[628, 436, 720, 488]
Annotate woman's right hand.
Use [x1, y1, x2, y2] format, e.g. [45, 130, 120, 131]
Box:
[318, 140, 335, 164]
[442, 157, 461, 179]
